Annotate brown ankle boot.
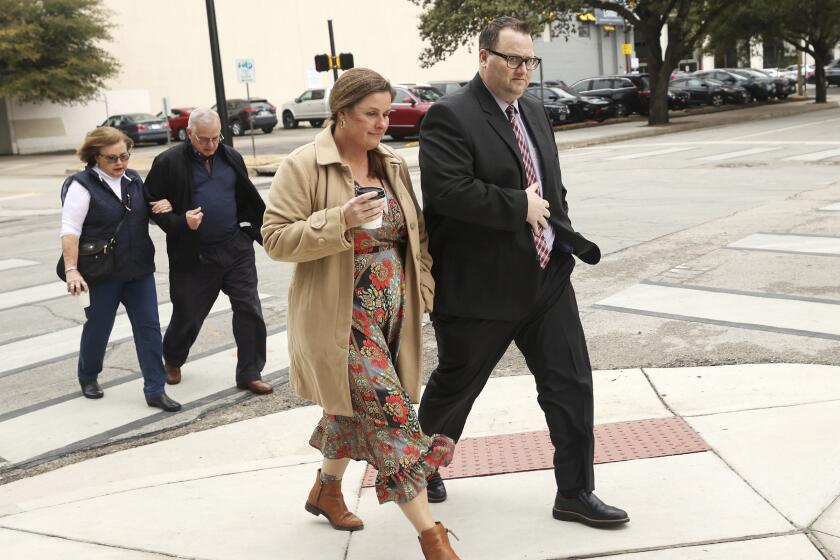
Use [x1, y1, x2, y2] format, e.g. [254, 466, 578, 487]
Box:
[304, 469, 364, 531]
[419, 522, 460, 559]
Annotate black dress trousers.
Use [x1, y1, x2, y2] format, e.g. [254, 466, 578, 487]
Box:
[418, 252, 595, 492]
[163, 230, 267, 383]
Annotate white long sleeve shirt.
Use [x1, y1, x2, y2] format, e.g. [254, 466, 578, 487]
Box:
[60, 167, 125, 238]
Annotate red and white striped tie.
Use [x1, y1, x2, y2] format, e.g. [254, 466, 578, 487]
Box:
[506, 104, 550, 269]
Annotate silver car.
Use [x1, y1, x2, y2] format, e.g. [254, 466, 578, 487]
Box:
[281, 88, 331, 129]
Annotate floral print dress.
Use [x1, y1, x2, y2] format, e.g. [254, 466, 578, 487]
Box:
[309, 181, 454, 505]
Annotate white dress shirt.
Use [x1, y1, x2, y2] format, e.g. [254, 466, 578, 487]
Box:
[483, 82, 557, 251]
[60, 167, 124, 238]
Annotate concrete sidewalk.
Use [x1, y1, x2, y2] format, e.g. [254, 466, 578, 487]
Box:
[1, 363, 838, 559]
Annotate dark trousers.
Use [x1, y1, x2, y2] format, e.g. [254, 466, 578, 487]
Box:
[78, 272, 167, 396]
[163, 232, 266, 384]
[418, 253, 595, 492]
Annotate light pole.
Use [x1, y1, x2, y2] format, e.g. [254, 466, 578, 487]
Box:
[205, 0, 232, 146]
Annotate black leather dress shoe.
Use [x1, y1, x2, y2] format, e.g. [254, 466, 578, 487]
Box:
[553, 490, 629, 527]
[426, 472, 447, 503]
[145, 393, 182, 412]
[80, 380, 104, 399]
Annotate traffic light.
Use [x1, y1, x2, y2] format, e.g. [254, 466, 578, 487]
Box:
[314, 54, 331, 72]
[337, 53, 354, 70]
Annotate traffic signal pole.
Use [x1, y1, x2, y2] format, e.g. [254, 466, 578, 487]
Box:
[328, 20, 339, 82]
[205, 0, 232, 146]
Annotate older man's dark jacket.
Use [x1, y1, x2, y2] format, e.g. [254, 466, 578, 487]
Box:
[419, 74, 600, 321]
[144, 141, 265, 271]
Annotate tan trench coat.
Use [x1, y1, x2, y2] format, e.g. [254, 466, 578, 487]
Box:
[262, 128, 434, 417]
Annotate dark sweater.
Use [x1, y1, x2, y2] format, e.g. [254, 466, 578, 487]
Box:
[191, 152, 239, 246]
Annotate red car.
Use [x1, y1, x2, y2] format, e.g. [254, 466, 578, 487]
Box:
[387, 85, 441, 140]
[164, 107, 193, 141]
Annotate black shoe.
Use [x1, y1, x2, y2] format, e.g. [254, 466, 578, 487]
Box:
[426, 472, 447, 503]
[145, 393, 182, 412]
[80, 380, 104, 399]
[553, 490, 629, 527]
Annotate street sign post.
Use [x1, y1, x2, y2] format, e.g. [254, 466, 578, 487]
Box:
[236, 58, 257, 159]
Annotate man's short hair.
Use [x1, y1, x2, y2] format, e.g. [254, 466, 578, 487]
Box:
[188, 107, 221, 130]
[478, 16, 532, 50]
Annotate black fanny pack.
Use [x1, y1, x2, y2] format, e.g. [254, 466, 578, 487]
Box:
[57, 202, 129, 285]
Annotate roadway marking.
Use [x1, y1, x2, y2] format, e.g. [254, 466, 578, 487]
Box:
[694, 147, 780, 161]
[819, 203, 840, 212]
[727, 116, 840, 140]
[0, 294, 269, 378]
[726, 233, 840, 257]
[0, 193, 39, 202]
[608, 147, 693, 161]
[594, 283, 840, 340]
[783, 148, 840, 162]
[0, 332, 289, 465]
[0, 259, 38, 272]
[0, 282, 68, 311]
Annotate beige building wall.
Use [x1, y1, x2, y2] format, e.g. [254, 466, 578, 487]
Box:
[4, 0, 479, 154]
[105, 0, 478, 112]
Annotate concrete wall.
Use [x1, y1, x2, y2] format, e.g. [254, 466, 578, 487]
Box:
[535, 21, 633, 86]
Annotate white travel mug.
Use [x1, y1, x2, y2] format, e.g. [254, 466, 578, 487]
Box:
[356, 185, 385, 229]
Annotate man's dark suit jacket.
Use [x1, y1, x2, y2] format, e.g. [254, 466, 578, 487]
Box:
[419, 73, 600, 321]
[144, 141, 266, 272]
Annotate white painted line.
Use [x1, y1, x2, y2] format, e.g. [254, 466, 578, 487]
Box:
[784, 147, 840, 162]
[0, 282, 67, 311]
[0, 208, 62, 218]
[728, 116, 840, 140]
[0, 193, 39, 202]
[0, 258, 38, 272]
[694, 147, 780, 161]
[820, 202, 840, 211]
[596, 284, 840, 337]
[0, 295, 268, 376]
[0, 332, 289, 464]
[728, 233, 840, 256]
[608, 147, 693, 161]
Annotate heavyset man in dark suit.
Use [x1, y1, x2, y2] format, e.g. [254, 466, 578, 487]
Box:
[417, 17, 628, 527]
[144, 108, 273, 396]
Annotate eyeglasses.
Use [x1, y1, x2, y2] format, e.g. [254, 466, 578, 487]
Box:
[194, 134, 224, 146]
[486, 49, 542, 70]
[98, 153, 131, 163]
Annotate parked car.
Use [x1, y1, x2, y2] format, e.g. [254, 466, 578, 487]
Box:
[693, 69, 773, 102]
[281, 88, 330, 129]
[387, 84, 441, 139]
[427, 80, 468, 96]
[522, 90, 571, 124]
[668, 76, 746, 107]
[784, 64, 816, 81]
[526, 86, 612, 122]
[213, 98, 277, 136]
[568, 74, 651, 117]
[823, 61, 840, 86]
[667, 89, 690, 110]
[157, 107, 193, 141]
[752, 69, 796, 98]
[101, 113, 169, 145]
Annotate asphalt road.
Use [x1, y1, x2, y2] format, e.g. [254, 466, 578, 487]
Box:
[0, 102, 838, 480]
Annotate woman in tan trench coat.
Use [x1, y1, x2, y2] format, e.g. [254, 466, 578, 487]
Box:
[262, 68, 460, 559]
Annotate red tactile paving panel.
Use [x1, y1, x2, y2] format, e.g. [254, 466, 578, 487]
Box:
[362, 416, 709, 487]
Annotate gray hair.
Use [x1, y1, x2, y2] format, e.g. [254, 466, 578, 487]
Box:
[188, 107, 221, 129]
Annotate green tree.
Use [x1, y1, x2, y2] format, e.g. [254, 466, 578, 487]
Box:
[0, 0, 117, 105]
[412, 0, 729, 125]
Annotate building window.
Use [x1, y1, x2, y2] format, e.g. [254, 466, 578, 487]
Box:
[579, 24, 590, 38]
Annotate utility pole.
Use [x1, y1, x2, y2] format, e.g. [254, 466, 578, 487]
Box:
[328, 20, 339, 82]
[205, 0, 232, 146]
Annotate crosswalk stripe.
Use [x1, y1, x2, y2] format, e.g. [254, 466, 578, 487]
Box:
[819, 203, 840, 212]
[0, 282, 67, 311]
[0, 332, 289, 464]
[0, 259, 38, 272]
[0, 294, 268, 378]
[694, 147, 780, 162]
[727, 233, 840, 256]
[595, 283, 840, 339]
[608, 147, 692, 161]
[784, 148, 840, 162]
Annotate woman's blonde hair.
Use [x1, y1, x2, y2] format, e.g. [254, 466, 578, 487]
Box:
[329, 68, 395, 181]
[77, 127, 134, 166]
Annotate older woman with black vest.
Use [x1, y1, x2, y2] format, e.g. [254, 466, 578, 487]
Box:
[59, 126, 181, 411]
